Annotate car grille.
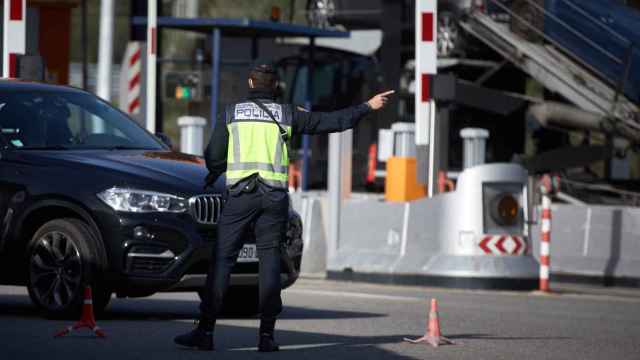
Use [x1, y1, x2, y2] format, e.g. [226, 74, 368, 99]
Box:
[189, 194, 222, 225]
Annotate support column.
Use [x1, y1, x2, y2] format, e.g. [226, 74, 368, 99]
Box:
[414, 1, 438, 197]
[81, 0, 88, 89]
[97, 0, 114, 100]
[145, 0, 157, 133]
[328, 130, 342, 257]
[210, 28, 221, 128]
[301, 36, 315, 191]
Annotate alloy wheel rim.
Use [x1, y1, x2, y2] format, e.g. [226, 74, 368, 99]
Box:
[29, 231, 82, 310]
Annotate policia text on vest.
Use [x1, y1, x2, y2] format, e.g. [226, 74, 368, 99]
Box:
[174, 72, 394, 351]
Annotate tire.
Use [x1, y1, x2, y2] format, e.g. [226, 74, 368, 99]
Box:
[26, 218, 111, 319]
[510, 0, 544, 43]
[198, 287, 259, 318]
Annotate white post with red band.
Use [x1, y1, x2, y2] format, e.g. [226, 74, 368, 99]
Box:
[146, 0, 157, 133]
[3, 0, 26, 78]
[414, 0, 438, 197]
[539, 193, 551, 292]
[538, 174, 558, 292]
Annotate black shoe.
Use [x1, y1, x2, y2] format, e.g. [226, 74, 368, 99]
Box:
[174, 325, 214, 351]
[258, 333, 280, 352]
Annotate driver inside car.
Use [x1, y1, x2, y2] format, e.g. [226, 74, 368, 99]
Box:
[36, 97, 74, 147]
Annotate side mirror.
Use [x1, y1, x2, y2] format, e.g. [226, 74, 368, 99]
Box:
[155, 133, 173, 149]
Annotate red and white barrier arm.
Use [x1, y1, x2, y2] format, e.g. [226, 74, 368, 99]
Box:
[2, 0, 26, 78]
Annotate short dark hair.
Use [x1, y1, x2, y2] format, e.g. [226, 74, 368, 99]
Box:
[249, 64, 278, 89]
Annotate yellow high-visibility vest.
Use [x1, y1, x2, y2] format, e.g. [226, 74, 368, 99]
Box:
[225, 101, 292, 189]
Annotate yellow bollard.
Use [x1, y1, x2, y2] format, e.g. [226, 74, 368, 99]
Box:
[384, 157, 427, 202]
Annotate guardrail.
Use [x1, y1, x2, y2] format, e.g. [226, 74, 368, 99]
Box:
[482, 0, 636, 116]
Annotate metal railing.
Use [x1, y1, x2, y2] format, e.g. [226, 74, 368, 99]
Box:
[481, 0, 636, 115]
[561, 178, 640, 207]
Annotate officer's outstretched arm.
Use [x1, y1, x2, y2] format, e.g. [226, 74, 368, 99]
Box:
[292, 90, 394, 135]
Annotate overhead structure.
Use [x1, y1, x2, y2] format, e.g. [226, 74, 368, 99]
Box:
[2, 0, 26, 78]
[132, 16, 349, 185]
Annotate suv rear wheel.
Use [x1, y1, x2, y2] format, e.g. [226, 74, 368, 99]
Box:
[26, 218, 111, 318]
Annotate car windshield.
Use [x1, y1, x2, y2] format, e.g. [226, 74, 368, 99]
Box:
[0, 91, 165, 150]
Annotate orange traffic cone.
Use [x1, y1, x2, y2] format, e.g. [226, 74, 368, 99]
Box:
[54, 286, 106, 338]
[404, 298, 454, 347]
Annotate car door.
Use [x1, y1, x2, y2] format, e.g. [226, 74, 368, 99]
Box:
[0, 100, 27, 254]
[0, 138, 7, 251]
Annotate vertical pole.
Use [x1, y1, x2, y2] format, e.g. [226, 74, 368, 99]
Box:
[251, 36, 258, 61]
[155, 1, 164, 133]
[288, 0, 295, 23]
[301, 36, 315, 191]
[97, 0, 114, 100]
[146, 0, 157, 133]
[328, 126, 342, 256]
[3, 0, 26, 78]
[539, 175, 552, 292]
[81, 0, 88, 90]
[415, 1, 438, 197]
[210, 28, 221, 129]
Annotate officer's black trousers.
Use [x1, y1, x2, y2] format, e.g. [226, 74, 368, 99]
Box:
[199, 184, 288, 334]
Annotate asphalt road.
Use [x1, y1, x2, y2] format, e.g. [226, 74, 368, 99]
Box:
[1, 278, 640, 359]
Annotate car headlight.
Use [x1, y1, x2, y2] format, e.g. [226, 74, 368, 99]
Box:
[490, 193, 519, 226]
[97, 187, 187, 213]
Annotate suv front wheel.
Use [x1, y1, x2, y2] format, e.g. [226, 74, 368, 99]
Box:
[26, 218, 111, 318]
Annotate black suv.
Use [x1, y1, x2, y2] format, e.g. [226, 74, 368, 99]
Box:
[0, 81, 303, 317]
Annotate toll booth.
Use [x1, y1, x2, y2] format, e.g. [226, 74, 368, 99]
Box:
[132, 16, 349, 191]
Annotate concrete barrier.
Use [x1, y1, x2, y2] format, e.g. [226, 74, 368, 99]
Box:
[530, 204, 640, 284]
[290, 192, 329, 277]
[291, 193, 640, 287]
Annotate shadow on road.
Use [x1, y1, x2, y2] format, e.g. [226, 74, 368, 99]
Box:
[0, 294, 417, 359]
[0, 293, 385, 321]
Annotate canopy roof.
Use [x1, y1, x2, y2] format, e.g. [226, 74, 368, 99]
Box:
[132, 17, 350, 38]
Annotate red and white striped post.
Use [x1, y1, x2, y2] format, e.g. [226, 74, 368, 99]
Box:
[539, 188, 551, 292]
[414, 0, 438, 196]
[122, 42, 142, 115]
[2, 0, 26, 78]
[539, 174, 558, 292]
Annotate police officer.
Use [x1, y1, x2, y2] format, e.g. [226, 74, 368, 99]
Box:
[174, 62, 393, 352]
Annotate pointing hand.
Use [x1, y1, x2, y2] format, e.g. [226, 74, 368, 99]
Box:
[367, 90, 395, 110]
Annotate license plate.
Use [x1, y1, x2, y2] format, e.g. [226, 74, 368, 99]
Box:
[237, 244, 258, 263]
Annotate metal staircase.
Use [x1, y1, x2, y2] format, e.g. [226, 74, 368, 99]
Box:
[459, 1, 639, 126]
